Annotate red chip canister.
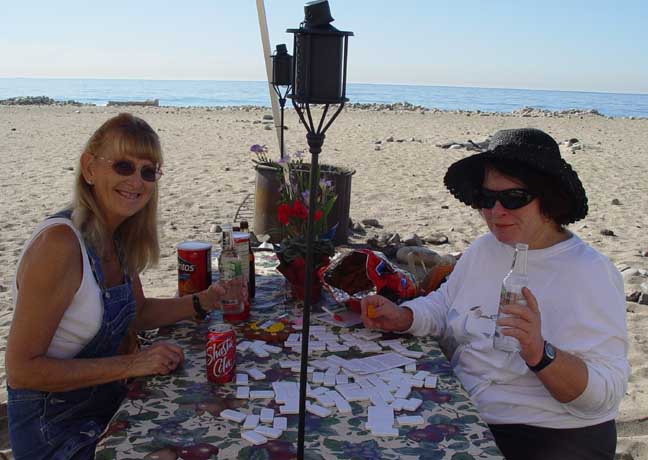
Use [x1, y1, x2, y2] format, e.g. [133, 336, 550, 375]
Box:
[177, 241, 212, 297]
[206, 324, 237, 383]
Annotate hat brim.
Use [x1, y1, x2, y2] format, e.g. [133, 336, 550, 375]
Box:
[443, 149, 588, 224]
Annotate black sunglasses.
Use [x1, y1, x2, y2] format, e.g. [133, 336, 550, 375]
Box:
[95, 156, 162, 182]
[475, 188, 535, 210]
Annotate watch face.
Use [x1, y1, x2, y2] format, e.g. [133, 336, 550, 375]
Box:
[545, 342, 556, 360]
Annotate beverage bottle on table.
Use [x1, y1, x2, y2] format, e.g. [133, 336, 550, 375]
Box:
[493, 243, 529, 352]
[239, 220, 256, 300]
[218, 224, 245, 315]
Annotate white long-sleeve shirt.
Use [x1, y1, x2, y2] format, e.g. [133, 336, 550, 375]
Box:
[403, 232, 629, 428]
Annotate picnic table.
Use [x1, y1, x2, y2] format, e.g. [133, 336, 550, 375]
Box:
[94, 252, 504, 460]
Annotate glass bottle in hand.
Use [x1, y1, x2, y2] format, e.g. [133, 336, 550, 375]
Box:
[218, 224, 244, 315]
[493, 243, 529, 352]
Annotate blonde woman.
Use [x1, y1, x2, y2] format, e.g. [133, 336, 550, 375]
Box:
[6, 113, 234, 460]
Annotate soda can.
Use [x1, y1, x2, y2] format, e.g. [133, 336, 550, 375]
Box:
[206, 324, 236, 383]
[177, 241, 212, 297]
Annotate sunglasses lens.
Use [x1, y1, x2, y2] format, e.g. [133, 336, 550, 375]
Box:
[140, 166, 159, 182]
[477, 189, 533, 210]
[112, 161, 136, 176]
[500, 190, 533, 210]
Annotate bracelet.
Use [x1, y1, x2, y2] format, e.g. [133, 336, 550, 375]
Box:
[192, 294, 209, 320]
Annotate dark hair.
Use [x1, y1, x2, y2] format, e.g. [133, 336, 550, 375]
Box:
[481, 159, 574, 226]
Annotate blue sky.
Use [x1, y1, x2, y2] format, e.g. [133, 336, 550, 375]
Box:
[2, 0, 647, 93]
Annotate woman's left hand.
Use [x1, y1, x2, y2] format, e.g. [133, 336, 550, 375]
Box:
[497, 287, 545, 366]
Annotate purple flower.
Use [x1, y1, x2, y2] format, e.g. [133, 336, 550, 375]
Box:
[319, 179, 333, 188]
[250, 144, 267, 154]
[293, 150, 304, 159]
[301, 190, 310, 203]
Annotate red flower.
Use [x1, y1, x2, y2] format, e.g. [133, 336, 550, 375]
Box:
[314, 210, 323, 222]
[291, 200, 308, 220]
[277, 203, 291, 225]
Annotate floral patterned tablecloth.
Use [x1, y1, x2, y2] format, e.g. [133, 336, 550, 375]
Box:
[95, 252, 503, 460]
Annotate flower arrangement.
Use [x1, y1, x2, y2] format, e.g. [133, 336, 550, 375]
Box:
[251, 144, 337, 299]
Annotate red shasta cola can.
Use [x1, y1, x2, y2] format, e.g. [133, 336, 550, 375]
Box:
[206, 324, 236, 383]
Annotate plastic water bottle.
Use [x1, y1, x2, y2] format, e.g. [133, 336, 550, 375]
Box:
[493, 243, 529, 352]
[218, 224, 245, 315]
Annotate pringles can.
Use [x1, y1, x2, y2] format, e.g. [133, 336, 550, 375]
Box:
[206, 324, 236, 383]
[177, 241, 212, 297]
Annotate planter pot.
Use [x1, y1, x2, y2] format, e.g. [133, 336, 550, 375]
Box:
[253, 163, 355, 245]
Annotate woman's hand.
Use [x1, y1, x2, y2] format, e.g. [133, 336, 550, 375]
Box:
[199, 279, 244, 313]
[496, 287, 545, 365]
[360, 295, 413, 332]
[128, 341, 185, 377]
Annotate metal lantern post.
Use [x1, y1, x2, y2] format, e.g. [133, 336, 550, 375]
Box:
[286, 1, 353, 458]
[270, 44, 293, 160]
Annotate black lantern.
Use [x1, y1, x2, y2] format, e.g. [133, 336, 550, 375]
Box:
[286, 1, 353, 459]
[270, 44, 293, 159]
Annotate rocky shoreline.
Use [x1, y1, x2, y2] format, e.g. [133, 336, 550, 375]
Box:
[1, 96, 644, 119]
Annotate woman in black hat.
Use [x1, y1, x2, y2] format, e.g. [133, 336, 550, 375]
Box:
[361, 128, 629, 460]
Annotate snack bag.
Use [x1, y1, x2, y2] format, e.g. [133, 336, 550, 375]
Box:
[318, 249, 418, 312]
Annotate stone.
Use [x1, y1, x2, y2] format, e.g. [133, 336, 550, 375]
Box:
[361, 219, 382, 228]
[600, 229, 615, 236]
[366, 235, 380, 247]
[209, 224, 220, 234]
[426, 234, 449, 245]
[352, 222, 366, 234]
[263, 114, 273, 120]
[403, 234, 423, 246]
[386, 233, 401, 245]
[374, 145, 382, 151]
[386, 136, 394, 142]
[626, 291, 641, 302]
[396, 246, 442, 267]
[640, 292, 648, 306]
[611, 198, 621, 205]
[264, 125, 272, 130]
[441, 205, 449, 209]
[641, 281, 648, 295]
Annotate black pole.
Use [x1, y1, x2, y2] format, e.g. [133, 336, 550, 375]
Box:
[279, 98, 286, 160]
[296, 131, 325, 460]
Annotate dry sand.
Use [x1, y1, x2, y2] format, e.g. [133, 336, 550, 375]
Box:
[1, 105, 647, 458]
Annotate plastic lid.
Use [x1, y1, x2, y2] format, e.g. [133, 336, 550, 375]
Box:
[177, 241, 212, 250]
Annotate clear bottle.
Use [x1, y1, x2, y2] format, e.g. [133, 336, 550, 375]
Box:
[218, 223, 244, 315]
[493, 243, 529, 352]
[239, 220, 256, 300]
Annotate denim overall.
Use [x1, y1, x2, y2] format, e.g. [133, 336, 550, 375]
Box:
[7, 211, 136, 460]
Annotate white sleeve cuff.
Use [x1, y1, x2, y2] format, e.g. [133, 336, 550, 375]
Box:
[401, 294, 446, 337]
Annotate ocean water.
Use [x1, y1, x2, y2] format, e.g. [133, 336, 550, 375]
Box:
[1, 78, 647, 118]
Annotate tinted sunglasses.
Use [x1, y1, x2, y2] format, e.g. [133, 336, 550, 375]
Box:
[475, 188, 535, 210]
[95, 156, 162, 182]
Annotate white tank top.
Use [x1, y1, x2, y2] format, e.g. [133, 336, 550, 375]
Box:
[12, 218, 103, 359]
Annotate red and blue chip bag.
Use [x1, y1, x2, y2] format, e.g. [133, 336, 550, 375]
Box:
[318, 249, 418, 313]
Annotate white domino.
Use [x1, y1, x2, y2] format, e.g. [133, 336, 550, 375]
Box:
[397, 415, 425, 426]
[238, 341, 252, 352]
[306, 402, 332, 418]
[280, 360, 301, 369]
[260, 408, 274, 424]
[403, 398, 423, 411]
[273, 417, 288, 430]
[241, 430, 267, 445]
[236, 386, 250, 399]
[312, 372, 324, 384]
[328, 390, 352, 414]
[371, 427, 399, 437]
[246, 368, 266, 380]
[243, 414, 260, 430]
[414, 371, 430, 380]
[236, 373, 249, 385]
[263, 344, 282, 354]
[255, 425, 283, 439]
[280, 400, 299, 415]
[220, 409, 247, 423]
[424, 376, 438, 388]
[405, 363, 417, 372]
[395, 385, 411, 399]
[249, 390, 275, 400]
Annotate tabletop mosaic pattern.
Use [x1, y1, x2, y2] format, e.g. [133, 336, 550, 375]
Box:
[95, 252, 503, 460]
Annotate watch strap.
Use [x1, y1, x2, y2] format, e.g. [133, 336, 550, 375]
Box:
[192, 294, 209, 320]
[527, 341, 555, 373]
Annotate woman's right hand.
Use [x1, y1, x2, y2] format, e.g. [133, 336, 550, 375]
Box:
[128, 341, 184, 377]
[360, 295, 413, 332]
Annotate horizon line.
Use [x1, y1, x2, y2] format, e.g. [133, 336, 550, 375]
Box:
[1, 76, 647, 97]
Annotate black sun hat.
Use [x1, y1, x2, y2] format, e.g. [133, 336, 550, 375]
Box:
[443, 128, 588, 224]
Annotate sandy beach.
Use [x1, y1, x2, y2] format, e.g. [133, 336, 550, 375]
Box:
[1, 105, 647, 458]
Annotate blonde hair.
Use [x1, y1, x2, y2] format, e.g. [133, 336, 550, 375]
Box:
[71, 113, 163, 274]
